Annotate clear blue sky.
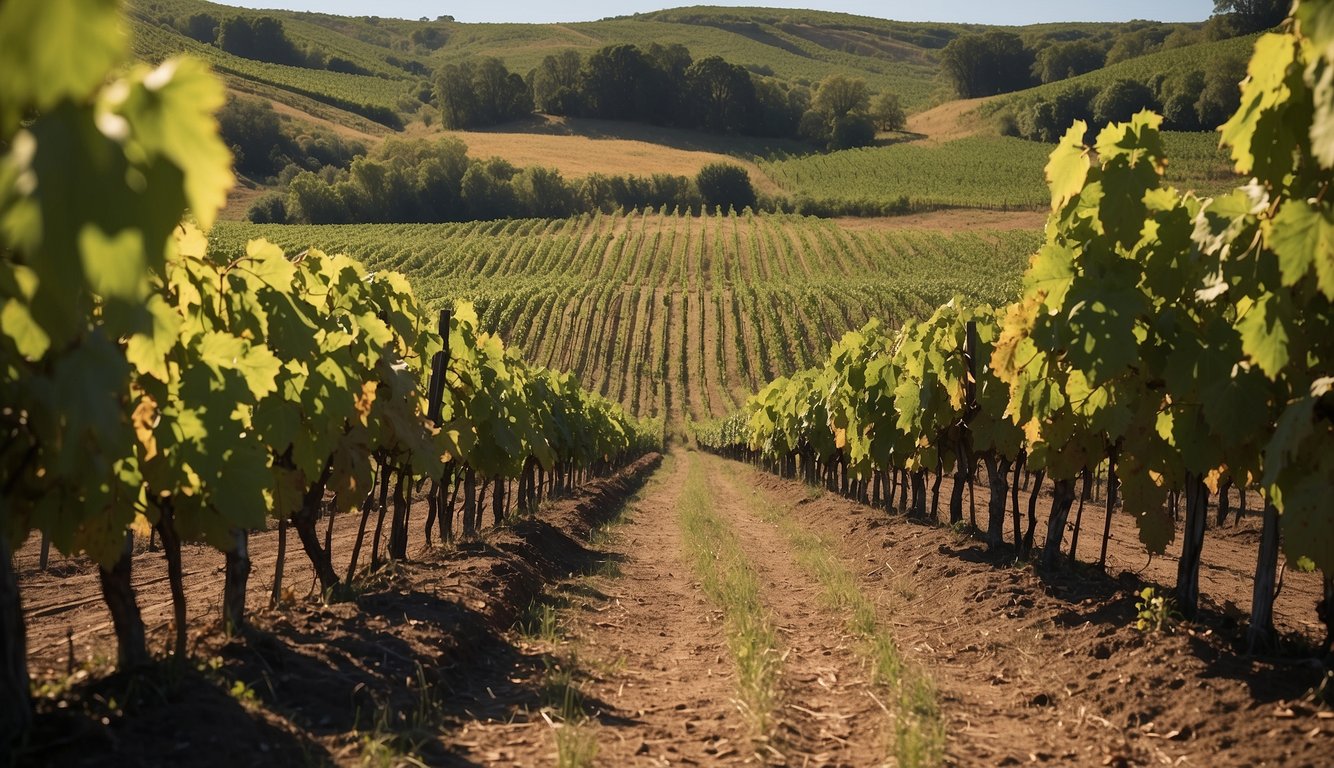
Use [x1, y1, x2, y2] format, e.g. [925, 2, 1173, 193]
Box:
[222, 1, 1218, 25]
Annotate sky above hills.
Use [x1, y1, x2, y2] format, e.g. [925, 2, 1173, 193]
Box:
[223, 1, 1218, 25]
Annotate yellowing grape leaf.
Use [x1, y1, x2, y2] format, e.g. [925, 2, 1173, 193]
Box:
[0, 298, 49, 359]
[1046, 121, 1091, 212]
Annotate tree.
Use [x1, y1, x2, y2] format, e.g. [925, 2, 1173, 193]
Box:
[435, 62, 479, 129]
[1032, 40, 1105, 84]
[247, 193, 287, 223]
[531, 50, 583, 114]
[580, 44, 656, 121]
[696, 163, 756, 213]
[513, 166, 576, 218]
[871, 92, 906, 132]
[218, 16, 302, 66]
[1159, 71, 1207, 130]
[472, 58, 531, 124]
[218, 95, 283, 178]
[813, 74, 870, 120]
[461, 158, 520, 220]
[288, 171, 349, 224]
[686, 56, 757, 133]
[1212, 0, 1292, 32]
[828, 114, 877, 150]
[940, 32, 1035, 98]
[183, 12, 218, 43]
[1194, 55, 1247, 130]
[1091, 79, 1157, 125]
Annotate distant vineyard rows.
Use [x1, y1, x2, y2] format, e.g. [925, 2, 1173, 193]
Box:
[213, 214, 1041, 424]
[761, 132, 1237, 213]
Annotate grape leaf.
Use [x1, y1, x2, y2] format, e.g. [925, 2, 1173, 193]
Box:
[1236, 293, 1295, 379]
[1045, 121, 1091, 212]
[1267, 198, 1334, 298]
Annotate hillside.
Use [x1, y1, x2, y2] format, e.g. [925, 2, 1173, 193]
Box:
[129, 0, 1222, 130]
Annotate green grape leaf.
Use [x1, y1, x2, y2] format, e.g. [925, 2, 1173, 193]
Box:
[1063, 282, 1144, 388]
[1267, 198, 1334, 298]
[1045, 121, 1091, 212]
[1024, 243, 1076, 310]
[242, 239, 298, 290]
[1273, 445, 1334, 573]
[0, 0, 125, 132]
[79, 224, 148, 303]
[116, 58, 234, 230]
[1221, 33, 1298, 176]
[1262, 395, 1314, 488]
[195, 332, 281, 399]
[125, 293, 183, 382]
[1236, 293, 1295, 378]
[206, 443, 272, 535]
[1119, 463, 1172, 554]
[1299, 0, 1334, 168]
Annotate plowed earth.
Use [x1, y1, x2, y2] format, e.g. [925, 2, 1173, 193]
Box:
[13, 451, 1331, 767]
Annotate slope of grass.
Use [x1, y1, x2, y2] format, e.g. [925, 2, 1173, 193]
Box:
[129, 11, 411, 127]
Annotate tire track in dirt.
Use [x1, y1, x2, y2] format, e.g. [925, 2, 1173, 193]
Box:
[699, 454, 890, 766]
[572, 453, 757, 764]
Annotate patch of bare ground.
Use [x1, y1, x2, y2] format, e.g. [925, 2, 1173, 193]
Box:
[904, 98, 995, 145]
[738, 463, 1330, 767]
[16, 455, 662, 767]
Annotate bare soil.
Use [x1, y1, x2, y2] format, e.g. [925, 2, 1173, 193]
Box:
[14, 450, 1330, 766]
[739, 462, 1331, 767]
[14, 456, 661, 766]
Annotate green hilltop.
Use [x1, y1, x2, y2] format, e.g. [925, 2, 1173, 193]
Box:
[128, 0, 1223, 131]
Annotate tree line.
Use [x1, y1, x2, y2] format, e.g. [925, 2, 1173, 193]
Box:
[436, 44, 905, 150]
[219, 94, 367, 182]
[255, 137, 765, 224]
[998, 59, 1247, 142]
[939, 1, 1291, 99]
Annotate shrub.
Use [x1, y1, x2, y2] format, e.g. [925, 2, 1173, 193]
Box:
[1092, 79, 1158, 125]
[247, 193, 288, 224]
[696, 163, 756, 213]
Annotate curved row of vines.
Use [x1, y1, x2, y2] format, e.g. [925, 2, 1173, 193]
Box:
[696, 2, 1333, 658]
[0, 0, 658, 749]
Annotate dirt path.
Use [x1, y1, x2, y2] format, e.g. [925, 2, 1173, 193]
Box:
[438, 453, 756, 766]
[702, 455, 890, 765]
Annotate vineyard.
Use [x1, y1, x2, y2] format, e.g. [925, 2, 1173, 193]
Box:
[760, 132, 1238, 214]
[129, 15, 410, 127]
[4, 1, 1334, 766]
[211, 215, 1040, 425]
[695, 0, 1334, 673]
